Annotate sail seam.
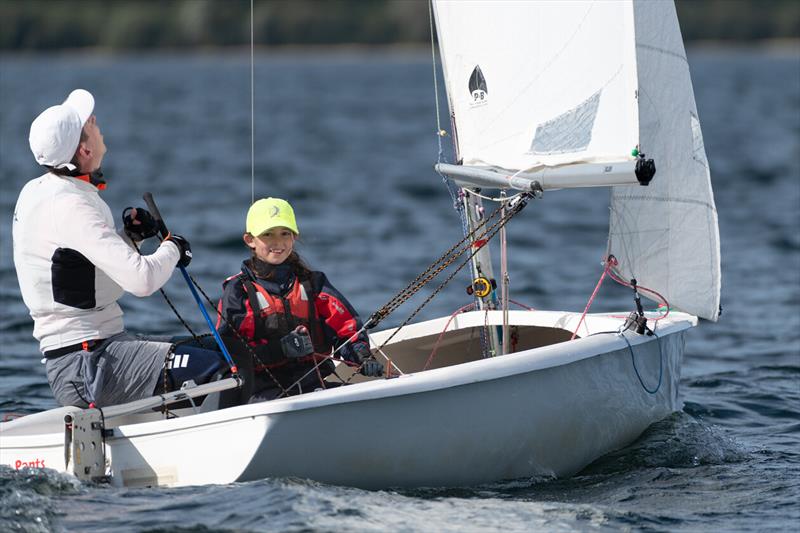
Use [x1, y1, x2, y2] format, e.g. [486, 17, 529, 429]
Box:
[610, 229, 669, 236]
[635, 43, 688, 64]
[615, 195, 717, 211]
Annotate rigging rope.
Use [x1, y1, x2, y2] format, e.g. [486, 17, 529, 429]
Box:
[423, 303, 475, 370]
[621, 332, 663, 394]
[131, 240, 200, 340]
[362, 193, 533, 370]
[572, 255, 671, 340]
[428, 0, 446, 142]
[465, 187, 524, 204]
[159, 1, 292, 398]
[421, 298, 535, 371]
[368, 195, 516, 327]
[152, 1, 545, 400]
[607, 269, 671, 321]
[135, 229, 290, 396]
[274, 193, 533, 390]
[571, 255, 617, 340]
[426, 2, 525, 359]
[186, 272, 290, 396]
[428, 0, 466, 228]
[185, 272, 399, 398]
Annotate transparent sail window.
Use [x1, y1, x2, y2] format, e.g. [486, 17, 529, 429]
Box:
[529, 89, 601, 155]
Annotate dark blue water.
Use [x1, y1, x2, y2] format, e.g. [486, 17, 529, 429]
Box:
[1, 47, 798, 532]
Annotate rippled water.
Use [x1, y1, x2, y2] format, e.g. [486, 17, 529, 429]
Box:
[1, 47, 798, 532]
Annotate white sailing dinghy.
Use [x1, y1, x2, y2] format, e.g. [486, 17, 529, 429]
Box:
[0, 0, 719, 489]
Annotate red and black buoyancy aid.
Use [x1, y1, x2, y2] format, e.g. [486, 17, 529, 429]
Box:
[241, 277, 330, 367]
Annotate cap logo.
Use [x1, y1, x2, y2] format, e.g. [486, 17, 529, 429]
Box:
[270, 206, 280, 218]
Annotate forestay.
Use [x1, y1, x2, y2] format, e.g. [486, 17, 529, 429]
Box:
[431, 0, 721, 321]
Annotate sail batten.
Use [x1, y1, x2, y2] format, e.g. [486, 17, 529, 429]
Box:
[433, 0, 721, 322]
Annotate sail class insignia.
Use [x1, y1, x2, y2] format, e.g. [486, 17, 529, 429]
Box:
[468, 65, 488, 106]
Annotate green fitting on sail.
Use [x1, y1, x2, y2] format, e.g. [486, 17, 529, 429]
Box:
[631, 147, 639, 157]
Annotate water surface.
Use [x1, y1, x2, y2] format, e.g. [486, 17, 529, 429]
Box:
[1, 48, 798, 532]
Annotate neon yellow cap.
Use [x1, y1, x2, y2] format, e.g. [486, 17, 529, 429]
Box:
[246, 198, 299, 236]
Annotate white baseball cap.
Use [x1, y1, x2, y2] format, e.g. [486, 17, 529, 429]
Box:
[29, 89, 95, 168]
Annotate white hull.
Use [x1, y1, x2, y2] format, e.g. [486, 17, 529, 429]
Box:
[1, 310, 692, 489]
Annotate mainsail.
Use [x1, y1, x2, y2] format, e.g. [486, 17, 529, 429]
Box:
[432, 0, 721, 321]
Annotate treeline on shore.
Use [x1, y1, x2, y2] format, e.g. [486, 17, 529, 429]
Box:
[1, 0, 798, 51]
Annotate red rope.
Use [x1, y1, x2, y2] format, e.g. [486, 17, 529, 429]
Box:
[509, 299, 535, 311]
[571, 256, 617, 340]
[572, 256, 672, 340]
[421, 299, 535, 371]
[606, 268, 671, 321]
[423, 303, 476, 371]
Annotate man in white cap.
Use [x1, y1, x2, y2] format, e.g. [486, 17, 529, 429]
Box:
[11, 89, 230, 408]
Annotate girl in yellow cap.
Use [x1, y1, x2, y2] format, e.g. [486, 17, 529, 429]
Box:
[216, 198, 383, 401]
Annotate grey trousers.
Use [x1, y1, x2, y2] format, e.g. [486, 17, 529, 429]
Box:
[45, 332, 171, 408]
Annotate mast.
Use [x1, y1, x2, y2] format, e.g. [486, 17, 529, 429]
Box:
[449, 108, 503, 356]
[462, 188, 502, 356]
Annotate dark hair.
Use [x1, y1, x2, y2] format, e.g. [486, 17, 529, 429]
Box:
[250, 249, 312, 281]
[70, 129, 89, 167]
[47, 129, 89, 176]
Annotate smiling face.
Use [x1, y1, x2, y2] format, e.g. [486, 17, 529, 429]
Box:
[244, 226, 296, 265]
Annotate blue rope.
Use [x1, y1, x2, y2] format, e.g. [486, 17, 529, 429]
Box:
[621, 331, 663, 394]
[179, 266, 237, 372]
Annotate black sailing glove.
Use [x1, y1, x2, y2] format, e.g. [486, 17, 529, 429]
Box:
[165, 234, 192, 268]
[360, 359, 384, 377]
[122, 206, 159, 242]
[353, 342, 384, 377]
[281, 326, 315, 359]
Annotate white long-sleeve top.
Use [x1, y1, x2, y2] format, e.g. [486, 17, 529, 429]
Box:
[12, 172, 180, 352]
